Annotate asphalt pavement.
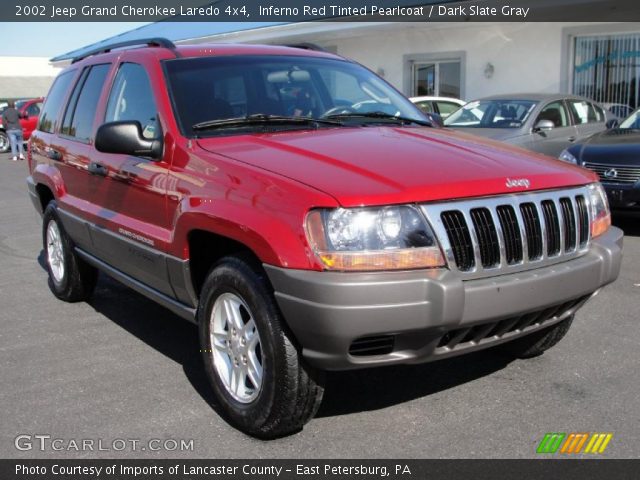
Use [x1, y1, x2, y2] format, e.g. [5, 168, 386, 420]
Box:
[0, 151, 638, 459]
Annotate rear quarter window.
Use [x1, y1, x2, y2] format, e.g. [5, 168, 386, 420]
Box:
[38, 70, 75, 133]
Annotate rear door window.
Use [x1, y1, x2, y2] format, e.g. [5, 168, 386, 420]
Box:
[61, 64, 110, 141]
[105, 63, 159, 139]
[568, 100, 600, 125]
[38, 70, 76, 133]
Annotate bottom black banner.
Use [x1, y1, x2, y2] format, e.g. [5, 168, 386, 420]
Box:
[2, 459, 638, 480]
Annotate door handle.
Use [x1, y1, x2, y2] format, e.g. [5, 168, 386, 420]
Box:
[48, 149, 62, 161]
[88, 162, 108, 177]
[568, 136, 576, 142]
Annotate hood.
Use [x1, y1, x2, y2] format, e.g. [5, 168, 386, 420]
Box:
[576, 128, 640, 166]
[196, 126, 596, 207]
[446, 127, 525, 142]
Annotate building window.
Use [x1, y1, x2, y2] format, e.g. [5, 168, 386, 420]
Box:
[412, 60, 461, 98]
[573, 33, 640, 111]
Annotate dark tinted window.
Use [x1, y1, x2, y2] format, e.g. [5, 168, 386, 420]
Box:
[38, 70, 75, 133]
[105, 63, 159, 139]
[164, 55, 423, 137]
[61, 64, 110, 141]
[61, 69, 89, 136]
[26, 102, 42, 117]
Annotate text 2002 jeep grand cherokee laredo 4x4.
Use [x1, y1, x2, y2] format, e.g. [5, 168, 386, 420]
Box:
[27, 39, 622, 438]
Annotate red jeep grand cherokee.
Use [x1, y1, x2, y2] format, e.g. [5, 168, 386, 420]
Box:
[27, 39, 622, 438]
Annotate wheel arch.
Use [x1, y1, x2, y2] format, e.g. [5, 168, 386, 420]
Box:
[35, 183, 55, 212]
[187, 229, 270, 299]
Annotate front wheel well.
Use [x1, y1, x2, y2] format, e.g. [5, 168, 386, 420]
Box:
[188, 230, 263, 297]
[36, 184, 55, 212]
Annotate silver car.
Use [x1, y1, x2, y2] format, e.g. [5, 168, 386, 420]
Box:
[444, 93, 611, 157]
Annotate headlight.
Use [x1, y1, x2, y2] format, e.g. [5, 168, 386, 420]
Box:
[559, 149, 577, 164]
[588, 183, 611, 238]
[305, 205, 445, 271]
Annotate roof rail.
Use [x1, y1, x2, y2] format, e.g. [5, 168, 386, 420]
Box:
[72, 37, 177, 64]
[283, 43, 327, 52]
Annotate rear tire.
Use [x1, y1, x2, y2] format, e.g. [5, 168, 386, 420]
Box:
[499, 315, 574, 359]
[43, 201, 98, 302]
[199, 255, 324, 438]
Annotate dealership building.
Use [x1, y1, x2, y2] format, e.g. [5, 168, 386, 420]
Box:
[53, 20, 640, 109]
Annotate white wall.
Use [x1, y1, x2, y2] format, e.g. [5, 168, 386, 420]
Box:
[0, 56, 62, 98]
[0, 57, 62, 77]
[332, 23, 568, 100]
[202, 21, 585, 101]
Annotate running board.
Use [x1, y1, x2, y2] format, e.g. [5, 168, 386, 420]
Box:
[75, 248, 197, 323]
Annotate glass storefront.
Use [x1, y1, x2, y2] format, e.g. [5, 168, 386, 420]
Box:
[413, 60, 461, 98]
[573, 33, 640, 115]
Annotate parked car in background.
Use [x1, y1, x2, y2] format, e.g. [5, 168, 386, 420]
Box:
[601, 102, 634, 120]
[0, 98, 43, 153]
[559, 107, 640, 214]
[444, 94, 611, 158]
[410, 96, 465, 119]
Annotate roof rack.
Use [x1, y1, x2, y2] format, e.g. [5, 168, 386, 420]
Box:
[72, 38, 177, 64]
[283, 43, 327, 52]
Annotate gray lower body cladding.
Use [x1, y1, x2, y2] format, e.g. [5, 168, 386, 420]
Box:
[265, 227, 623, 370]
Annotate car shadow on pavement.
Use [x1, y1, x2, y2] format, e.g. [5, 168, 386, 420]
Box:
[613, 215, 640, 237]
[317, 351, 512, 418]
[37, 251, 514, 422]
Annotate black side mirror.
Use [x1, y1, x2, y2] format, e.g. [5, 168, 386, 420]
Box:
[426, 112, 444, 128]
[606, 118, 619, 129]
[95, 121, 163, 160]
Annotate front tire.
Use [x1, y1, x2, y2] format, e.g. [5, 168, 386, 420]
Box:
[199, 255, 324, 438]
[499, 315, 574, 359]
[43, 201, 98, 302]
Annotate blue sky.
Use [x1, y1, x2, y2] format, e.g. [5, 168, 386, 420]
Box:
[0, 22, 150, 57]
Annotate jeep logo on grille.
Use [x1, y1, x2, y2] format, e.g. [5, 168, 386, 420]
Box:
[506, 178, 531, 188]
[604, 168, 618, 179]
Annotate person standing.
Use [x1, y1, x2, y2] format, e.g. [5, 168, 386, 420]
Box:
[2, 101, 25, 161]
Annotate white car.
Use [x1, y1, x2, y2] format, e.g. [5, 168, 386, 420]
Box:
[409, 96, 465, 119]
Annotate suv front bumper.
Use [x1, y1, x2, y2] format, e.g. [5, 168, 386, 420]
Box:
[265, 227, 622, 370]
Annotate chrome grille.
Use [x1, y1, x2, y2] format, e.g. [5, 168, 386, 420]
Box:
[422, 187, 591, 279]
[541, 200, 561, 256]
[469, 208, 500, 268]
[496, 205, 523, 264]
[583, 162, 640, 184]
[520, 203, 543, 260]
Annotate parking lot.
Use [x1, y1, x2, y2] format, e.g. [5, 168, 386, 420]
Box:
[0, 151, 638, 459]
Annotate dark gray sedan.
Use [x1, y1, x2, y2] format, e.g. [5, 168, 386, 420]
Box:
[444, 93, 611, 157]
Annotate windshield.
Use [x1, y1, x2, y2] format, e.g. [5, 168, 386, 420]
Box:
[444, 99, 536, 128]
[619, 108, 640, 129]
[164, 55, 426, 137]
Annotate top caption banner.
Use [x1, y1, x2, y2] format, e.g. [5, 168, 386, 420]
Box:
[5, 0, 640, 22]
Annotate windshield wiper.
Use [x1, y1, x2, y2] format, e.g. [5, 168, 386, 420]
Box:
[324, 111, 433, 127]
[192, 113, 343, 131]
